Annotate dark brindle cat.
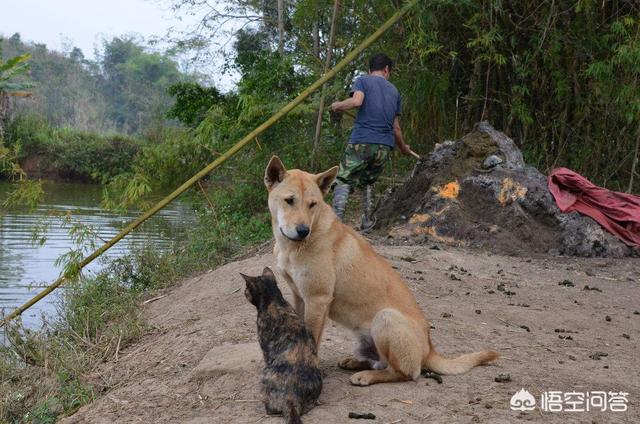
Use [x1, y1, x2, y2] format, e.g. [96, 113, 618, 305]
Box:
[241, 267, 322, 424]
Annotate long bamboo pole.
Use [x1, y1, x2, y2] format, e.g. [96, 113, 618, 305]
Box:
[1, 0, 419, 327]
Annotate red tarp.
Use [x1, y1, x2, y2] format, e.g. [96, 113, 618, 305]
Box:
[548, 168, 640, 247]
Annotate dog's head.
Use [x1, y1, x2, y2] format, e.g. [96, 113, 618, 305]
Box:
[240, 267, 281, 308]
[264, 156, 338, 242]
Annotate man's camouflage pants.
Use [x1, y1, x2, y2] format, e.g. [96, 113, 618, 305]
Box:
[335, 143, 392, 188]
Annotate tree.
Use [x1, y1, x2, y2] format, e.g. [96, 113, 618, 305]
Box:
[167, 82, 223, 126]
[100, 37, 183, 133]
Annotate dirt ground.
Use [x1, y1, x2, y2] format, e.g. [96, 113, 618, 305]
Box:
[61, 241, 640, 423]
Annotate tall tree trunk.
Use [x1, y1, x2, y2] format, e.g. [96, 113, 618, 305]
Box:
[312, 0, 320, 59]
[0, 91, 8, 141]
[277, 0, 285, 55]
[312, 0, 341, 162]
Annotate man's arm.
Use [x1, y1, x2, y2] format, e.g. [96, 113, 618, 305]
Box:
[393, 116, 411, 155]
[331, 91, 364, 112]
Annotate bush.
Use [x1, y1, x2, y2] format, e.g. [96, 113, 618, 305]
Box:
[5, 114, 142, 182]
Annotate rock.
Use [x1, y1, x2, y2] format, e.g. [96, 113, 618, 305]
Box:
[422, 370, 443, 384]
[589, 351, 608, 360]
[348, 412, 376, 419]
[495, 373, 511, 383]
[190, 342, 261, 381]
[482, 155, 504, 169]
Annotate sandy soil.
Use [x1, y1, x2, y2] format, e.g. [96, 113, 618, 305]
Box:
[61, 241, 639, 424]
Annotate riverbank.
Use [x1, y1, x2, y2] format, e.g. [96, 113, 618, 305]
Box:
[0, 191, 271, 422]
[57, 242, 639, 423]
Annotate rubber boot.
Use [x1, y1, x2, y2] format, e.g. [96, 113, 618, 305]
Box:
[332, 183, 350, 220]
[360, 185, 376, 232]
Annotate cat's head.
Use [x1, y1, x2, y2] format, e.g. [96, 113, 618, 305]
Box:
[240, 267, 282, 308]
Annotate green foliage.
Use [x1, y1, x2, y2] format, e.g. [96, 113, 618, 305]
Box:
[167, 82, 223, 126]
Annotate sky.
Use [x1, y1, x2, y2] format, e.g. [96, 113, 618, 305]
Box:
[0, 0, 239, 88]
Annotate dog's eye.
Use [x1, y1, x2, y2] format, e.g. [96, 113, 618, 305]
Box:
[285, 197, 294, 205]
[309, 201, 317, 209]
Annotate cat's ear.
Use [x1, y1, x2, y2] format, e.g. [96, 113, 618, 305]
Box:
[240, 273, 256, 304]
[262, 267, 275, 280]
[240, 273, 254, 284]
[240, 273, 256, 290]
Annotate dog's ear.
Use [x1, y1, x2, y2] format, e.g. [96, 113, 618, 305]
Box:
[262, 267, 275, 280]
[315, 165, 339, 195]
[264, 156, 287, 190]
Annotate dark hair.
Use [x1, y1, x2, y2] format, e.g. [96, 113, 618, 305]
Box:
[369, 53, 393, 72]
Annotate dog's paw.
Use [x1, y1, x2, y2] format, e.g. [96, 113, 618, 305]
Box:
[350, 371, 374, 386]
[339, 357, 372, 371]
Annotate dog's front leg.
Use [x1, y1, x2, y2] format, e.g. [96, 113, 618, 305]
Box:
[304, 294, 333, 347]
[277, 268, 305, 317]
[291, 291, 305, 318]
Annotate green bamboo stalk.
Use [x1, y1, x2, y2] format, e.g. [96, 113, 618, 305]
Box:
[1, 0, 419, 327]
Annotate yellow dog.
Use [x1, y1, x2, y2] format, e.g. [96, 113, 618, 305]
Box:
[265, 156, 498, 386]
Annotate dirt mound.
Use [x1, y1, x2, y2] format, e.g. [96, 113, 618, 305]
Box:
[376, 122, 636, 257]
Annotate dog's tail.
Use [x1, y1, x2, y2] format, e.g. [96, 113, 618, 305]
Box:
[284, 398, 303, 424]
[424, 347, 499, 375]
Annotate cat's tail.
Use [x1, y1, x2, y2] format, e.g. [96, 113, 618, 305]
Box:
[284, 398, 303, 424]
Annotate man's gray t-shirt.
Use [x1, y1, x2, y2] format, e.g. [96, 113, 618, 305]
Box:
[349, 75, 401, 148]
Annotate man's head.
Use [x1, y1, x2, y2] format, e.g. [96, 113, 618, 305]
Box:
[369, 53, 393, 79]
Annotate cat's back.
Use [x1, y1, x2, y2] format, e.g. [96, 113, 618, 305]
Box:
[258, 301, 318, 367]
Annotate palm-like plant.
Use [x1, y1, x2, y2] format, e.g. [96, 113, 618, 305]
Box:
[0, 50, 41, 209]
[0, 52, 33, 140]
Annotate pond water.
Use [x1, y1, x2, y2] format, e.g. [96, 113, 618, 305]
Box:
[0, 180, 193, 332]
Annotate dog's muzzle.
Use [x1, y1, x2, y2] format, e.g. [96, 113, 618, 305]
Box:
[280, 225, 310, 241]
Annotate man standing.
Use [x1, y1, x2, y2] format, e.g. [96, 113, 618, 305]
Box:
[330, 53, 412, 230]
